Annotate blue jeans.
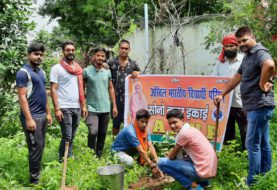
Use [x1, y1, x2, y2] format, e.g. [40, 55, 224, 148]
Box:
[245, 107, 274, 185]
[158, 158, 209, 188]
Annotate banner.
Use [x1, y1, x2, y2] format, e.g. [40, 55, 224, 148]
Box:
[124, 75, 232, 151]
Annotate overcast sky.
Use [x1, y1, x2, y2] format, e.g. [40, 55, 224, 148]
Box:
[28, 0, 58, 42]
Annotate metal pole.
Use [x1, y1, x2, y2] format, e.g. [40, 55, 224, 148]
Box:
[144, 4, 149, 71]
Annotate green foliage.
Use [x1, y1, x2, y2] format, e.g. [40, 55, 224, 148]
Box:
[0, 116, 277, 189]
[252, 166, 277, 190]
[214, 141, 249, 189]
[0, 0, 34, 122]
[34, 27, 76, 52]
[0, 87, 276, 189]
[0, 132, 29, 188]
[157, 0, 225, 18]
[39, 0, 151, 46]
[39, 0, 228, 48]
[0, 121, 147, 189]
[204, 0, 277, 59]
[0, 102, 20, 138]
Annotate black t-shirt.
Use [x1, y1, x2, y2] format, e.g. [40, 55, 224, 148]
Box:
[108, 57, 140, 103]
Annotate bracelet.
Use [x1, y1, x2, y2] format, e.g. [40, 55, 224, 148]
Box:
[55, 108, 60, 111]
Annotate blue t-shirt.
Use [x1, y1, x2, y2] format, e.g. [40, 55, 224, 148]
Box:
[112, 125, 151, 152]
[16, 63, 47, 117]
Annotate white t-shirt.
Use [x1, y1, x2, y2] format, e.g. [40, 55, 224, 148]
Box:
[50, 63, 80, 108]
[212, 54, 244, 108]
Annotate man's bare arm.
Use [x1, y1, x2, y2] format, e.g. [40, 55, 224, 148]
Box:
[50, 82, 63, 122]
[214, 73, 242, 104]
[168, 144, 182, 160]
[108, 80, 118, 117]
[17, 87, 36, 131]
[260, 59, 275, 92]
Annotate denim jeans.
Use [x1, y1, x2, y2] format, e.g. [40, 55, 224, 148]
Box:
[245, 106, 274, 186]
[158, 158, 209, 188]
[59, 108, 81, 160]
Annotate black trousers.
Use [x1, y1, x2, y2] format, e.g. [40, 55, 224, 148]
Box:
[112, 95, 124, 129]
[224, 107, 248, 150]
[86, 112, 110, 157]
[20, 114, 47, 184]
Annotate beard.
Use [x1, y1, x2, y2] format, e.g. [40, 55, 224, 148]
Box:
[65, 54, 75, 61]
[224, 50, 237, 59]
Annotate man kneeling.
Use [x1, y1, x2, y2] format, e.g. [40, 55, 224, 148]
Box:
[158, 109, 217, 189]
[112, 109, 162, 178]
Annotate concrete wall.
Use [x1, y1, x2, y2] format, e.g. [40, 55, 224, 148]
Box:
[126, 22, 219, 75]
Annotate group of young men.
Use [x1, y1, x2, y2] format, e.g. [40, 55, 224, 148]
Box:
[16, 39, 140, 185]
[16, 26, 275, 189]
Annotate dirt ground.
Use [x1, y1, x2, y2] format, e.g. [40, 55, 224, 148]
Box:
[129, 175, 175, 190]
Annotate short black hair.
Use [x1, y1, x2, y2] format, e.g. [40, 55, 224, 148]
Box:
[235, 27, 253, 37]
[119, 39, 130, 46]
[136, 109, 151, 120]
[93, 47, 107, 55]
[61, 41, 75, 51]
[166, 109, 184, 120]
[27, 42, 45, 54]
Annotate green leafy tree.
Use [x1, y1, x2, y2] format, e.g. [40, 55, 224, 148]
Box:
[204, 0, 277, 59]
[39, 0, 226, 47]
[0, 0, 35, 125]
[39, 0, 153, 46]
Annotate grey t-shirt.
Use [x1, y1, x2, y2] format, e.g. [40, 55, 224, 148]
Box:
[237, 44, 275, 111]
[50, 63, 80, 108]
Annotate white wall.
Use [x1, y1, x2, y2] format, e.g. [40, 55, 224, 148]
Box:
[126, 22, 219, 75]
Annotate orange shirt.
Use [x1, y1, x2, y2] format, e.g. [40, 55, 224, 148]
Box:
[176, 125, 218, 178]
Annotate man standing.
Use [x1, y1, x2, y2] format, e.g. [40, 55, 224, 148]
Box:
[83, 48, 117, 158]
[214, 27, 275, 186]
[112, 109, 163, 178]
[212, 34, 247, 150]
[50, 41, 87, 162]
[158, 109, 217, 189]
[16, 42, 52, 185]
[108, 39, 140, 135]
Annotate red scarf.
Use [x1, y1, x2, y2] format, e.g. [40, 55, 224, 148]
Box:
[59, 59, 85, 106]
[218, 34, 238, 63]
[134, 121, 148, 165]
